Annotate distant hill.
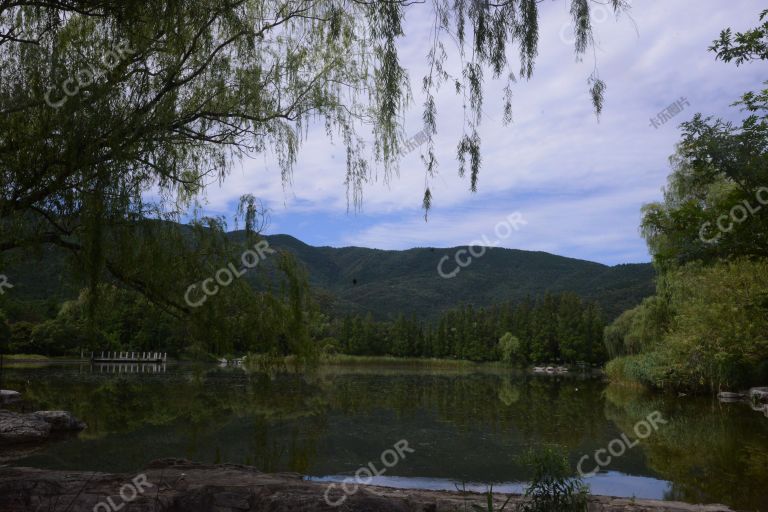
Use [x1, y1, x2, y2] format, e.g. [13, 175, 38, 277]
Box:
[245, 234, 655, 321]
[2, 231, 655, 321]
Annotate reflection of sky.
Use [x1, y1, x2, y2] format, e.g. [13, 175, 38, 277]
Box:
[309, 470, 672, 500]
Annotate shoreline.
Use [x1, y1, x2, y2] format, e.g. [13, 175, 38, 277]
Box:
[0, 459, 734, 512]
[2, 353, 605, 373]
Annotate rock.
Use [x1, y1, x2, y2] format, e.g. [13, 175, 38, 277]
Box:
[717, 391, 745, 402]
[0, 390, 22, 405]
[0, 410, 86, 444]
[749, 387, 768, 403]
[34, 410, 87, 431]
[0, 410, 51, 444]
[0, 459, 737, 512]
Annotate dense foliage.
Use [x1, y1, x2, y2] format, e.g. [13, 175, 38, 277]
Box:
[0, 266, 315, 359]
[605, 11, 768, 393]
[605, 259, 768, 391]
[1, 285, 606, 365]
[0, 0, 623, 326]
[324, 293, 606, 364]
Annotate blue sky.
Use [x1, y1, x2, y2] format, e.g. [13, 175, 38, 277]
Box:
[193, 1, 767, 265]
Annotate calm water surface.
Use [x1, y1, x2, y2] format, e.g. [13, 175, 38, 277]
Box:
[3, 363, 767, 510]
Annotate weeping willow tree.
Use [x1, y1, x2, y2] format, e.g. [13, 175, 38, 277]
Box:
[0, 0, 625, 355]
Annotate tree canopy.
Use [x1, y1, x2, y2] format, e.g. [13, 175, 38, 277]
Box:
[605, 10, 768, 393]
[641, 11, 768, 270]
[0, 0, 626, 346]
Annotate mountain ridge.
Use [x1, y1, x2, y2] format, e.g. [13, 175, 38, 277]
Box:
[2, 230, 656, 321]
[253, 233, 655, 320]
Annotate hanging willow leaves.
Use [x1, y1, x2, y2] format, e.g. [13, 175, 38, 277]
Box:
[0, 0, 626, 352]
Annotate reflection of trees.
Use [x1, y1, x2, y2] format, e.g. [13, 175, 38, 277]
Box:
[7, 367, 329, 439]
[498, 379, 520, 406]
[604, 384, 768, 510]
[8, 367, 628, 483]
[11, 367, 610, 457]
[8, 366, 330, 473]
[312, 372, 607, 451]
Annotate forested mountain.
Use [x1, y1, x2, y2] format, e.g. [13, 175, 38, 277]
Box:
[259, 234, 654, 321]
[3, 231, 654, 322]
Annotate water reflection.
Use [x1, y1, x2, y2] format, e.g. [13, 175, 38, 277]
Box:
[93, 362, 167, 374]
[2, 364, 767, 510]
[604, 384, 768, 509]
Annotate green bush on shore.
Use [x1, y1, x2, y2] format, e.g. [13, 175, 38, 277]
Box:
[605, 259, 768, 393]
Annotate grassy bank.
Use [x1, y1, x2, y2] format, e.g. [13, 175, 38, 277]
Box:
[320, 354, 487, 367]
[3, 354, 50, 361]
[241, 353, 522, 372]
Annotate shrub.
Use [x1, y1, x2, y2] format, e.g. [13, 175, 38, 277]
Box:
[606, 259, 768, 392]
[519, 446, 589, 512]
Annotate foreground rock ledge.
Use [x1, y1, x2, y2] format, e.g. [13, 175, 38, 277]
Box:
[0, 459, 733, 512]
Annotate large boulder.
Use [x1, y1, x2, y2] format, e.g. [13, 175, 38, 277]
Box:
[0, 410, 86, 444]
[749, 387, 768, 403]
[0, 410, 51, 443]
[34, 411, 87, 431]
[0, 390, 22, 405]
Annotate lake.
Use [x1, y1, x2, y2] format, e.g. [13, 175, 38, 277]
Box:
[3, 363, 767, 510]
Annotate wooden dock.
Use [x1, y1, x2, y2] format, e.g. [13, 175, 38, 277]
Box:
[90, 351, 167, 363]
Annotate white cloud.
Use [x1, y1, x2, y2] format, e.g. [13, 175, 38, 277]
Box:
[193, 1, 766, 264]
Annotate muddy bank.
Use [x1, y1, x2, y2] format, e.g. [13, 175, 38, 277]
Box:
[0, 459, 734, 512]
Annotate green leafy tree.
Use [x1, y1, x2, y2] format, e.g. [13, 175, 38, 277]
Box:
[603, 307, 637, 359]
[607, 11, 768, 393]
[0, 0, 623, 328]
[497, 332, 521, 365]
[710, 9, 768, 65]
[642, 10, 768, 270]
